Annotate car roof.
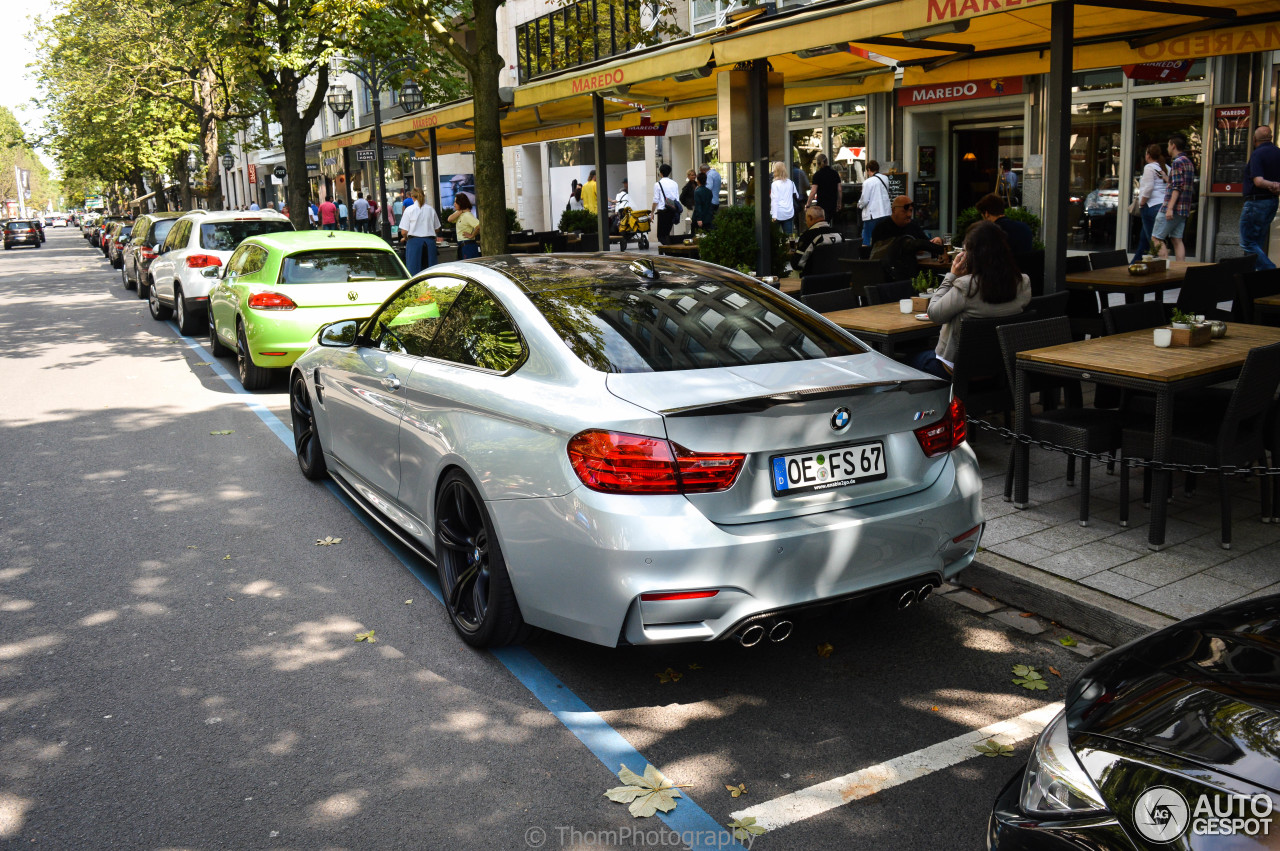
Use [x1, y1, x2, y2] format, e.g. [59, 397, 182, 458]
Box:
[468, 254, 748, 294]
[180, 210, 289, 224]
[244, 230, 396, 253]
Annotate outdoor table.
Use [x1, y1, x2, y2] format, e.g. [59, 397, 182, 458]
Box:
[507, 241, 541, 254]
[779, 277, 801, 296]
[917, 254, 954, 273]
[1254, 293, 1280, 325]
[822, 303, 939, 358]
[1065, 260, 1211, 305]
[658, 242, 701, 259]
[1012, 323, 1280, 549]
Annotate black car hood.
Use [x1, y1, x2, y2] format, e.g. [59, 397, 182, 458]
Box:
[1066, 595, 1280, 792]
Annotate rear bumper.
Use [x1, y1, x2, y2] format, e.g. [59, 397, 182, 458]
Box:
[488, 444, 984, 647]
[243, 305, 381, 369]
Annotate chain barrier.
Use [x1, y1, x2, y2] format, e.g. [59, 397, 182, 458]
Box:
[966, 416, 1280, 478]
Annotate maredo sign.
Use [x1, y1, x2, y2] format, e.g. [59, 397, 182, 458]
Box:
[570, 68, 625, 95]
[925, 0, 1048, 23]
[897, 76, 1023, 107]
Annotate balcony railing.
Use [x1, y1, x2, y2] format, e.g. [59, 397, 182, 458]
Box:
[515, 0, 647, 84]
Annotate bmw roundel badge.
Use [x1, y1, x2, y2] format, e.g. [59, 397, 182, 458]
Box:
[830, 406, 851, 430]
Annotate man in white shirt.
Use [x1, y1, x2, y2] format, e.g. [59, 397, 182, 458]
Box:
[248, 201, 259, 211]
[613, 179, 631, 212]
[400, 190, 441, 274]
[650, 164, 681, 246]
[857, 159, 892, 248]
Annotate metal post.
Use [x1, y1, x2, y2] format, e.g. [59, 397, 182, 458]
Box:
[1042, 1, 1073, 294]
[341, 146, 352, 219]
[592, 93, 610, 250]
[370, 72, 392, 242]
[428, 126, 440, 210]
[750, 60, 772, 276]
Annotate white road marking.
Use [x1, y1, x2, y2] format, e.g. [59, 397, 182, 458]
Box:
[731, 701, 1063, 831]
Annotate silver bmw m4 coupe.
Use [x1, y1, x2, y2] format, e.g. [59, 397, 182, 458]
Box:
[289, 255, 984, 648]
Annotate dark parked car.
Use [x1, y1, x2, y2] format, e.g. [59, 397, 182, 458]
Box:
[4, 219, 42, 250]
[121, 211, 186, 295]
[989, 593, 1280, 850]
[106, 221, 133, 268]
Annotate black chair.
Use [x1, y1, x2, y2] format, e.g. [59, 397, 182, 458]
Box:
[863, 280, 914, 305]
[1172, 263, 1232, 321]
[998, 318, 1122, 525]
[1027, 290, 1069, 319]
[1014, 249, 1045, 297]
[803, 241, 860, 277]
[844, 259, 886, 303]
[1103, 301, 1168, 336]
[800, 272, 852, 297]
[951, 312, 1040, 421]
[1088, 249, 1129, 270]
[1066, 255, 1103, 340]
[801, 288, 859, 313]
[1119, 342, 1280, 548]
[1235, 268, 1280, 324]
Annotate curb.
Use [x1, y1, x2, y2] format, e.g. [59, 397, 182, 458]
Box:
[961, 552, 1177, 649]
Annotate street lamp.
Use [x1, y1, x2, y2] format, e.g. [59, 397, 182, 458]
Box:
[400, 81, 423, 113]
[327, 84, 353, 120]
[221, 154, 234, 171]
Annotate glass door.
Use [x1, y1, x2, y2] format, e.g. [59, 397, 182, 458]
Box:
[1128, 93, 1204, 257]
[1068, 100, 1124, 252]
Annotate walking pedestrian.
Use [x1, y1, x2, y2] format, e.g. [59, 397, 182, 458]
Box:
[857, 159, 892, 248]
[583, 170, 599, 216]
[368, 196, 381, 235]
[1240, 125, 1280, 271]
[1132, 144, 1169, 263]
[400, 187, 441, 275]
[337, 198, 349, 231]
[650, 163, 681, 246]
[701, 163, 722, 212]
[769, 161, 798, 236]
[308, 199, 319, 229]
[808, 153, 842, 228]
[692, 171, 714, 234]
[681, 169, 697, 234]
[353, 192, 370, 233]
[1152, 133, 1194, 261]
[449, 194, 481, 259]
[318, 196, 338, 231]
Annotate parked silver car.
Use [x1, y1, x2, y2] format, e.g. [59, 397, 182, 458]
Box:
[289, 255, 984, 648]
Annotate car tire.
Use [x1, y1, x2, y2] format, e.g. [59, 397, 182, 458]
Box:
[174, 287, 203, 336]
[137, 276, 150, 300]
[208, 314, 230, 357]
[121, 266, 133, 289]
[236, 321, 274, 391]
[148, 283, 173, 321]
[290, 372, 327, 481]
[434, 471, 530, 648]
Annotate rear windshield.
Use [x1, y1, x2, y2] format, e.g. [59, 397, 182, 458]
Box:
[6, 222, 36, 231]
[531, 281, 863, 373]
[280, 250, 406, 284]
[201, 220, 294, 251]
[150, 219, 177, 244]
[117, 226, 133, 237]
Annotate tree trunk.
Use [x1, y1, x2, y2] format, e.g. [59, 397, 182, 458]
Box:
[150, 171, 170, 212]
[174, 153, 193, 210]
[471, 0, 508, 256]
[278, 108, 310, 229]
[197, 69, 222, 208]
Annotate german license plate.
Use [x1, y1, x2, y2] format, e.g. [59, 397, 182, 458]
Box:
[771, 442, 887, 495]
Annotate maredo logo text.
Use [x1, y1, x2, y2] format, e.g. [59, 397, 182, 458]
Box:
[570, 68, 625, 94]
[926, 0, 1046, 23]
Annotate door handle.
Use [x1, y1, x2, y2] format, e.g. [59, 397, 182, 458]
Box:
[381, 374, 401, 391]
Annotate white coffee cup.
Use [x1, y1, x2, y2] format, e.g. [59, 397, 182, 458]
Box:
[1153, 328, 1172, 348]
[899, 298, 914, 314]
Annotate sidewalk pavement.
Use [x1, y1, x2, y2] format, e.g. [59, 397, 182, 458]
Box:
[959, 425, 1280, 647]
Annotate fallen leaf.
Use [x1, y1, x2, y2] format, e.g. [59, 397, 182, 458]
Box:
[726, 783, 747, 798]
[729, 817, 767, 839]
[604, 764, 682, 818]
[655, 667, 682, 684]
[1012, 664, 1049, 691]
[187, 546, 198, 549]
[687, 663, 702, 670]
[355, 630, 376, 643]
[209, 430, 234, 435]
[1019, 612, 1034, 618]
[1059, 635, 1078, 647]
[225, 597, 234, 602]
[816, 642, 834, 658]
[1049, 666, 1061, 677]
[973, 739, 1015, 758]
[223, 555, 232, 560]
[315, 536, 343, 546]
[931, 705, 939, 712]
[404, 599, 413, 605]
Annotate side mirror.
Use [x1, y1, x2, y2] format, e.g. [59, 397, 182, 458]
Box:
[153, 244, 162, 254]
[318, 319, 360, 347]
[200, 266, 221, 279]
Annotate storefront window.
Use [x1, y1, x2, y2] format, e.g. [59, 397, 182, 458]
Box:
[828, 99, 865, 119]
[830, 123, 867, 182]
[1133, 59, 1205, 86]
[790, 126, 823, 183]
[787, 104, 823, 123]
[1068, 100, 1124, 251]
[1072, 69, 1123, 92]
[1128, 92, 1204, 256]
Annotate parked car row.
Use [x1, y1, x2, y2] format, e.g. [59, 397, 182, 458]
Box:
[3, 218, 44, 250]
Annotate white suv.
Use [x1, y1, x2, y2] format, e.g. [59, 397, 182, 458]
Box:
[147, 210, 294, 334]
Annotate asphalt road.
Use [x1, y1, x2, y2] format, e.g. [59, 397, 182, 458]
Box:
[0, 227, 1090, 850]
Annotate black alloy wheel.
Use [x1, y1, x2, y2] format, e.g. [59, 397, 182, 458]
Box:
[148, 282, 173, 321]
[289, 373, 327, 480]
[208, 314, 229, 356]
[434, 472, 529, 648]
[236, 321, 273, 391]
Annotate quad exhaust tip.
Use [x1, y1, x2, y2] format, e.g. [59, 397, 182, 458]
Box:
[738, 624, 766, 647]
[768, 620, 793, 643]
[917, 584, 934, 603]
[897, 589, 917, 610]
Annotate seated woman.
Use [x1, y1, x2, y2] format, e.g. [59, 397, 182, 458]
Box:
[911, 220, 1030, 380]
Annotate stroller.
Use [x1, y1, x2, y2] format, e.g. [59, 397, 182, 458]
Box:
[614, 207, 651, 251]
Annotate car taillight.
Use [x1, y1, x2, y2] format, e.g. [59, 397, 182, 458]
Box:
[141, 248, 157, 260]
[914, 397, 967, 458]
[186, 254, 222, 269]
[567, 430, 744, 495]
[247, 292, 297, 310]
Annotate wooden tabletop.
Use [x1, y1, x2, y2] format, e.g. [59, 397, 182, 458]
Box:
[823, 303, 937, 335]
[1018, 323, 1280, 382]
[779, 277, 801, 295]
[1064, 260, 1211, 290]
[1256, 293, 1280, 307]
[917, 254, 955, 271]
[659, 243, 701, 257]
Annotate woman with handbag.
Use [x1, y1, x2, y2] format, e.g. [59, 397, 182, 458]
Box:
[1132, 144, 1169, 263]
[769, 161, 798, 235]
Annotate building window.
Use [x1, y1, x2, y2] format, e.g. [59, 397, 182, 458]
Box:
[515, 0, 654, 84]
[362, 85, 373, 115]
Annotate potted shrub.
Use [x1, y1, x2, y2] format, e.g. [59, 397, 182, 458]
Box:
[557, 209, 599, 251]
[1170, 309, 1194, 329]
[505, 207, 523, 236]
[699, 205, 788, 277]
[910, 270, 935, 311]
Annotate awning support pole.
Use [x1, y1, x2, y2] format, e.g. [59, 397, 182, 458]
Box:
[592, 93, 610, 249]
[751, 59, 772, 276]
[428, 126, 440, 209]
[1043, 0, 1073, 294]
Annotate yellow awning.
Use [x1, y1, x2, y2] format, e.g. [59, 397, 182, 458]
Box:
[320, 129, 371, 153]
[514, 40, 715, 108]
[380, 101, 475, 142]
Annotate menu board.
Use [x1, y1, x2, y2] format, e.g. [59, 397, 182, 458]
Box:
[1208, 103, 1255, 195]
[883, 172, 908, 200]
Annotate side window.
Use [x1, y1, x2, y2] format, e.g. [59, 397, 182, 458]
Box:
[240, 246, 269, 276]
[226, 245, 249, 276]
[369, 276, 466, 357]
[161, 221, 185, 253]
[427, 284, 525, 372]
[131, 218, 149, 245]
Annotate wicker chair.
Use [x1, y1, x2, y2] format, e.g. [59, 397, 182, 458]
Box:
[1172, 263, 1232, 321]
[1066, 255, 1102, 339]
[1102, 301, 1167, 336]
[1027, 290, 1069, 319]
[801, 288, 859, 313]
[800, 272, 852, 297]
[1119, 342, 1280, 548]
[1088, 249, 1129, 269]
[1235, 268, 1280, 324]
[951, 312, 1039, 421]
[998, 318, 1122, 525]
[863, 280, 915, 305]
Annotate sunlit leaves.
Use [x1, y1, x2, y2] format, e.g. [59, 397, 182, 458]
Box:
[604, 764, 682, 818]
[729, 817, 767, 839]
[1012, 664, 1049, 691]
[355, 630, 376, 643]
[315, 536, 343, 546]
[973, 739, 1015, 757]
[725, 783, 747, 798]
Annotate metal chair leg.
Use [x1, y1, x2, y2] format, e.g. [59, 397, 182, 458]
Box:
[1119, 459, 1130, 527]
[1219, 474, 1232, 550]
[1066, 454, 1076, 487]
[1004, 446, 1015, 502]
[1079, 458, 1091, 527]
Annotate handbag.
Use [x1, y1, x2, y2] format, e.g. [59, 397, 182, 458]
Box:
[661, 182, 682, 216]
[1127, 194, 1142, 216]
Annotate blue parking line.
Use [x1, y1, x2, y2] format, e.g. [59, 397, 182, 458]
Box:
[167, 321, 743, 850]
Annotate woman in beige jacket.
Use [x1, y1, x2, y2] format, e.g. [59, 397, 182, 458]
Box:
[911, 220, 1030, 380]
